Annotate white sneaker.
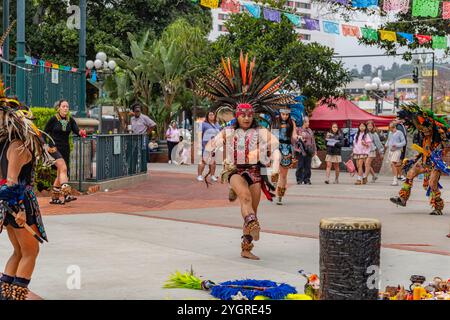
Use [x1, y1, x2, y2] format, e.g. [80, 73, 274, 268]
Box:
[172, 161, 178, 165]
[168, 160, 172, 164]
[391, 180, 399, 186]
[196, 175, 204, 182]
[211, 175, 218, 182]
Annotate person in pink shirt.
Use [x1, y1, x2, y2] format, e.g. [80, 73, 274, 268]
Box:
[352, 122, 372, 185]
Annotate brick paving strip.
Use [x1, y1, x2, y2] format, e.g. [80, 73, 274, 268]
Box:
[36, 171, 450, 256]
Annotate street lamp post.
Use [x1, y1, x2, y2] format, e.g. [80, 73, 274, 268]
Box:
[364, 77, 390, 115]
[86, 52, 116, 133]
[78, 0, 87, 117]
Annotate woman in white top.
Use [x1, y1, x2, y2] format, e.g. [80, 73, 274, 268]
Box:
[165, 121, 180, 164]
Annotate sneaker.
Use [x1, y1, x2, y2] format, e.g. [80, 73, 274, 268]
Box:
[372, 175, 378, 183]
[276, 197, 283, 205]
[391, 182, 399, 186]
[168, 160, 172, 164]
[324, 180, 329, 184]
[196, 175, 204, 182]
[211, 175, 218, 182]
[362, 177, 368, 184]
[398, 175, 406, 182]
[172, 161, 178, 165]
[355, 180, 362, 185]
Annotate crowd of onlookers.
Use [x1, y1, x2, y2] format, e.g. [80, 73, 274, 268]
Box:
[131, 99, 408, 186]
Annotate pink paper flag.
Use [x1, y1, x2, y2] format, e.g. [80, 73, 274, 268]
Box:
[415, 34, 432, 45]
[383, 0, 410, 13]
[221, 0, 240, 13]
[342, 24, 361, 37]
[443, 2, 450, 19]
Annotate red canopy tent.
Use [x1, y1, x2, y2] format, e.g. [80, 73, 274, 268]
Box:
[309, 98, 394, 131]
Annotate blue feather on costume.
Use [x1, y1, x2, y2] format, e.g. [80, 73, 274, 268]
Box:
[210, 279, 297, 300]
[430, 149, 450, 175]
[290, 96, 306, 128]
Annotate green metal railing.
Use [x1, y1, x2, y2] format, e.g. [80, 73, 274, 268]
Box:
[1, 64, 81, 110]
[70, 134, 148, 188]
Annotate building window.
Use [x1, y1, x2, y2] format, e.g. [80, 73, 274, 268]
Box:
[287, 1, 295, 7]
[296, 2, 311, 9]
[218, 13, 229, 20]
[298, 33, 311, 40]
[218, 25, 228, 32]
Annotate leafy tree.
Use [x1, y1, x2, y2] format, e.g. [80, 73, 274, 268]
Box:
[3, 0, 212, 66]
[210, 13, 352, 112]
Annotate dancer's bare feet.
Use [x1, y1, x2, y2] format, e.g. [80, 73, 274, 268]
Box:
[241, 250, 260, 260]
[241, 241, 260, 260]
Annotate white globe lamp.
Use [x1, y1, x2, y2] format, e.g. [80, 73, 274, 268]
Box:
[94, 59, 103, 69]
[86, 60, 94, 70]
[96, 52, 107, 62]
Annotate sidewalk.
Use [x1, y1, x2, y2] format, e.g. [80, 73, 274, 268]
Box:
[7, 213, 449, 300]
[0, 163, 449, 299]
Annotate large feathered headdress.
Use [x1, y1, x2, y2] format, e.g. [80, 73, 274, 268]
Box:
[397, 102, 450, 143]
[195, 52, 295, 122]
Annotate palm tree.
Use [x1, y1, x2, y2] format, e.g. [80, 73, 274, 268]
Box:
[101, 31, 154, 113]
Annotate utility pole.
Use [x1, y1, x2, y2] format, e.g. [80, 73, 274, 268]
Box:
[413, 58, 422, 107]
[78, 0, 87, 117]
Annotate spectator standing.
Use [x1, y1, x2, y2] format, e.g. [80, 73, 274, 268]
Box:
[197, 111, 221, 182]
[324, 123, 343, 184]
[386, 122, 406, 186]
[352, 122, 372, 185]
[366, 120, 384, 183]
[296, 117, 317, 185]
[130, 103, 156, 135]
[166, 120, 180, 164]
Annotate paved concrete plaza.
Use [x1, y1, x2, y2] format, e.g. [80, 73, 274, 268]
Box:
[0, 164, 449, 299]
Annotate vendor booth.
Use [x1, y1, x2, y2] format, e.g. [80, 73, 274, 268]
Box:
[309, 98, 394, 130]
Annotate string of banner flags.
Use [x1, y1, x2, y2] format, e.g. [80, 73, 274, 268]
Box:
[199, 0, 450, 49]
[22, 54, 78, 73]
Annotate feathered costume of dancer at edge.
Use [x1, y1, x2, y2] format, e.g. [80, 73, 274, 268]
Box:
[0, 78, 49, 300]
[272, 109, 297, 205]
[197, 53, 295, 260]
[390, 103, 450, 217]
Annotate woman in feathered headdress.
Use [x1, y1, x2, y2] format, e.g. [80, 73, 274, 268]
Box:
[271, 108, 298, 205]
[197, 52, 294, 260]
[0, 79, 49, 300]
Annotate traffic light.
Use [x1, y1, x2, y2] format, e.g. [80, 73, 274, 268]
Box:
[412, 67, 419, 83]
[394, 97, 400, 109]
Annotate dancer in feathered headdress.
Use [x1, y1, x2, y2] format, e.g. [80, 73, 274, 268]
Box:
[0, 24, 49, 301]
[197, 52, 294, 260]
[390, 103, 450, 219]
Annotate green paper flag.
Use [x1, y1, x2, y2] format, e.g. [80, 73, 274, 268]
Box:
[361, 27, 378, 41]
[432, 36, 447, 49]
[412, 0, 439, 17]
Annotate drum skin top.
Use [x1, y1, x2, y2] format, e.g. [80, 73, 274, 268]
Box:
[320, 217, 381, 230]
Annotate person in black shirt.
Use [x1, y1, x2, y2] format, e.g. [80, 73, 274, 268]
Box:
[44, 99, 86, 204]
